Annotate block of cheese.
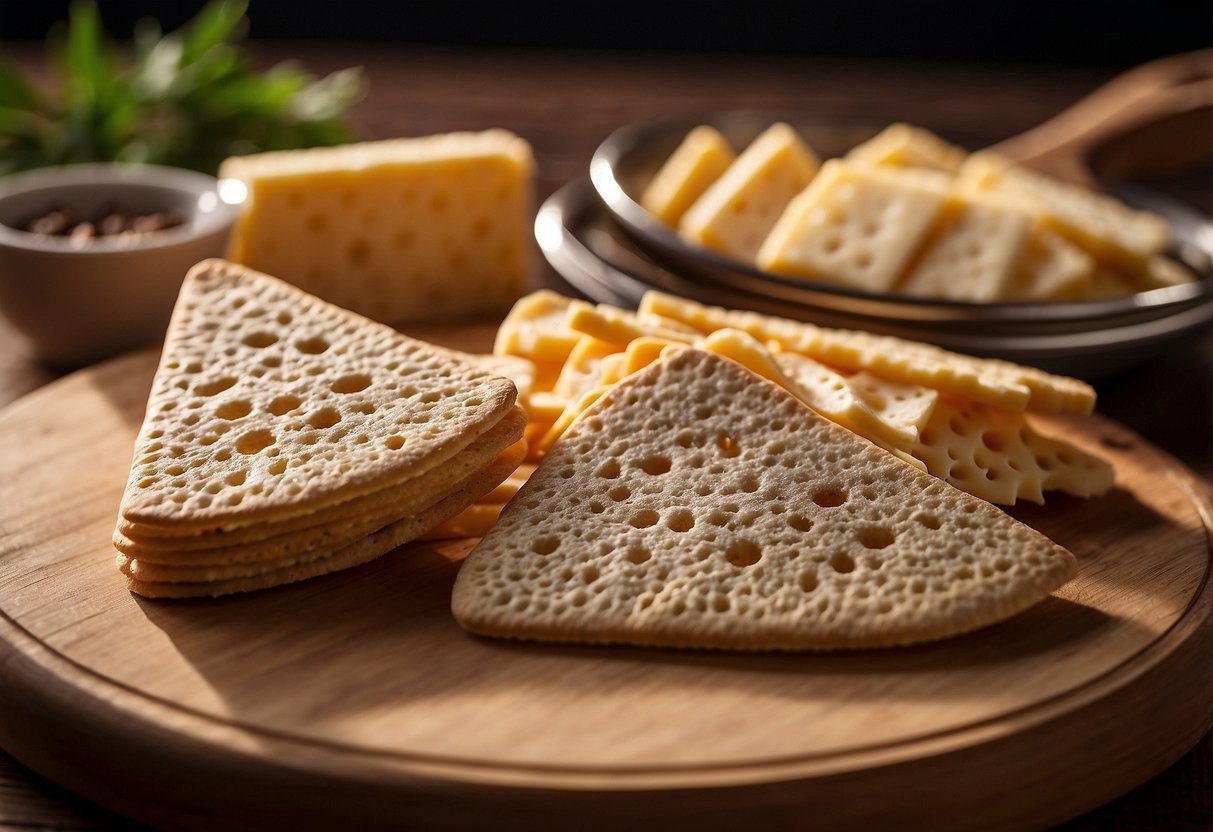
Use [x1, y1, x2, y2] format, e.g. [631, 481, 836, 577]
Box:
[757, 160, 950, 292]
[221, 130, 534, 325]
[1005, 228, 1095, 301]
[846, 123, 967, 173]
[679, 123, 821, 260]
[899, 192, 1033, 301]
[640, 126, 736, 227]
[958, 152, 1169, 272]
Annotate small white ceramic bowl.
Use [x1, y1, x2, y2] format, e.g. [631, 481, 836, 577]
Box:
[0, 164, 239, 368]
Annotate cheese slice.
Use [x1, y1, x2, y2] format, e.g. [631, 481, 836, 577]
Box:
[493, 290, 581, 391]
[903, 396, 1114, 505]
[639, 290, 1096, 414]
[564, 300, 697, 346]
[641, 126, 736, 227]
[1005, 227, 1096, 301]
[958, 152, 1169, 272]
[757, 160, 950, 292]
[552, 336, 624, 401]
[776, 352, 937, 448]
[899, 192, 1033, 301]
[845, 123, 967, 173]
[679, 123, 820, 260]
[1142, 255, 1197, 290]
[221, 131, 534, 324]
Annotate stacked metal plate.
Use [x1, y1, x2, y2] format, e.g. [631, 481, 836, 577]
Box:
[536, 113, 1213, 378]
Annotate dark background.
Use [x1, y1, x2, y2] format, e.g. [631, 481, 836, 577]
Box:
[2, 0, 1210, 66]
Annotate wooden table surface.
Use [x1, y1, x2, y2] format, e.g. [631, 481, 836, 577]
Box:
[0, 44, 1209, 830]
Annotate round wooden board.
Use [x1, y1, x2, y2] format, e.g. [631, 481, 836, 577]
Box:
[0, 339, 1210, 832]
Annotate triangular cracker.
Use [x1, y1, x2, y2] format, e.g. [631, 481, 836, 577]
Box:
[119, 259, 518, 532]
[453, 350, 1076, 651]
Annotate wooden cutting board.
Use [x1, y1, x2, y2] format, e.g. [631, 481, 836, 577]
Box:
[0, 331, 1210, 832]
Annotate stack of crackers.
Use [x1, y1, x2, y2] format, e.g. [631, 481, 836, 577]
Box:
[113, 259, 525, 598]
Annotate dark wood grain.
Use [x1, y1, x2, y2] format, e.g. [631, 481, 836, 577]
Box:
[0, 42, 1209, 830]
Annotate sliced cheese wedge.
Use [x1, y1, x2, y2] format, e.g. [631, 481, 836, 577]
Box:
[758, 160, 950, 292]
[958, 152, 1170, 273]
[899, 192, 1033, 302]
[845, 123, 967, 173]
[641, 126, 736, 227]
[679, 123, 821, 261]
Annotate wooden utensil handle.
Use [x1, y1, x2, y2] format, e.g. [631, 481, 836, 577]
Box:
[989, 50, 1213, 187]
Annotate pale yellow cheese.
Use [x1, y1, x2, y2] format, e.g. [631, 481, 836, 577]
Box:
[899, 192, 1033, 301]
[638, 290, 1096, 414]
[421, 503, 506, 540]
[904, 396, 1114, 504]
[564, 300, 697, 346]
[845, 123, 967, 173]
[679, 123, 821, 260]
[958, 152, 1169, 271]
[493, 290, 581, 391]
[221, 131, 534, 324]
[1005, 228, 1095, 301]
[757, 160, 950, 292]
[776, 352, 936, 449]
[1142, 255, 1197, 290]
[641, 126, 736, 227]
[552, 336, 623, 401]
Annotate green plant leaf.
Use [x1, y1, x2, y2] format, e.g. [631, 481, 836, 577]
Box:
[0, 0, 364, 175]
[0, 60, 43, 112]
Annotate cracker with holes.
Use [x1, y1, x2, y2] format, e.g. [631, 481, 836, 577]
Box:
[115, 259, 526, 598]
[452, 350, 1076, 651]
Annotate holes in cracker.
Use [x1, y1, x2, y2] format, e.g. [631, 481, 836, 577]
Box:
[532, 536, 559, 555]
[811, 487, 847, 508]
[194, 376, 237, 397]
[331, 374, 371, 394]
[307, 407, 341, 430]
[829, 551, 856, 574]
[626, 544, 652, 565]
[215, 400, 252, 421]
[235, 429, 275, 455]
[857, 526, 895, 549]
[715, 432, 740, 458]
[629, 509, 659, 529]
[787, 514, 814, 533]
[915, 513, 942, 530]
[665, 508, 694, 533]
[799, 571, 819, 592]
[639, 455, 671, 475]
[609, 484, 631, 502]
[725, 538, 762, 568]
[242, 331, 278, 349]
[384, 435, 405, 450]
[269, 395, 302, 416]
[295, 336, 330, 355]
[597, 459, 621, 479]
